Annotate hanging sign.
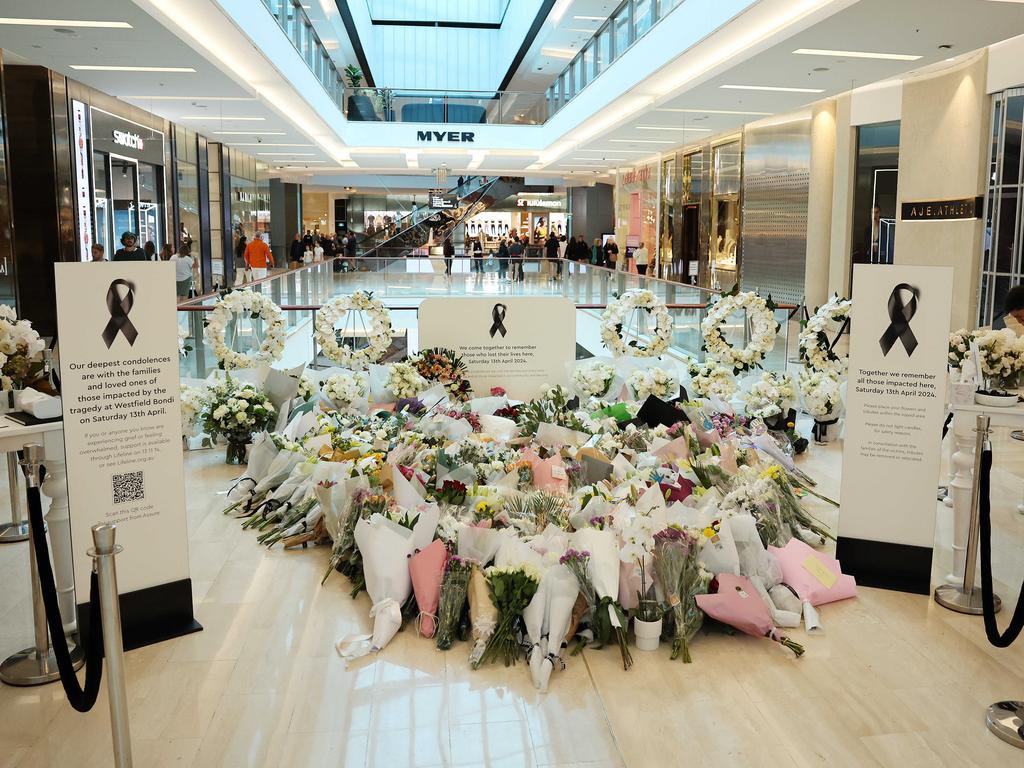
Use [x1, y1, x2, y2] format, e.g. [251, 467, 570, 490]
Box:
[837, 264, 953, 594]
[54, 262, 201, 649]
[418, 297, 576, 400]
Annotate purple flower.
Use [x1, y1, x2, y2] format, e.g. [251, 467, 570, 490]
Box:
[397, 397, 425, 415]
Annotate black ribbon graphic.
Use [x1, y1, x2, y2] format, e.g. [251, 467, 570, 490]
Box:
[101, 279, 139, 348]
[879, 283, 919, 357]
[490, 303, 507, 338]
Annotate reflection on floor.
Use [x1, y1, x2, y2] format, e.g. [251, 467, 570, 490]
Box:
[0, 434, 1022, 767]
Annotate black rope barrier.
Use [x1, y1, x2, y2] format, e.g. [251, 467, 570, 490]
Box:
[25, 470, 104, 711]
[978, 447, 1024, 647]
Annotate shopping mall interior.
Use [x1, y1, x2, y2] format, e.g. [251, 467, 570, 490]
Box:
[3, 1, 1024, 766]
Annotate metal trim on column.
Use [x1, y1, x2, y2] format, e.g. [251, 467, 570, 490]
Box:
[195, 133, 212, 294]
[220, 145, 233, 287]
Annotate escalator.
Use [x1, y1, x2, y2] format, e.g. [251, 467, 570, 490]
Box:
[359, 176, 529, 257]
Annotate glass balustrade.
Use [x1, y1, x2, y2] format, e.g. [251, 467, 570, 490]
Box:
[178, 256, 793, 380]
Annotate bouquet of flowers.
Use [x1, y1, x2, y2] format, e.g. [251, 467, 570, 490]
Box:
[474, 564, 541, 668]
[973, 327, 1024, 390]
[409, 539, 447, 638]
[572, 361, 617, 398]
[296, 374, 316, 402]
[743, 371, 794, 420]
[687, 360, 737, 400]
[653, 527, 709, 662]
[201, 380, 276, 463]
[436, 555, 474, 650]
[413, 347, 472, 401]
[695, 573, 804, 657]
[386, 361, 428, 399]
[322, 372, 367, 410]
[628, 368, 679, 401]
[0, 305, 45, 390]
[571, 526, 632, 670]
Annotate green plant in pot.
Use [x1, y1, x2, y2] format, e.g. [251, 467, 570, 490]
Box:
[343, 65, 363, 88]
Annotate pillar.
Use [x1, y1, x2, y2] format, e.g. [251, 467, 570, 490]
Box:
[805, 99, 836, 309]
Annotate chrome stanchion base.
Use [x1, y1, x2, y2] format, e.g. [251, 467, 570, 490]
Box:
[0, 520, 29, 543]
[987, 701, 1024, 749]
[0, 638, 83, 686]
[934, 584, 1002, 615]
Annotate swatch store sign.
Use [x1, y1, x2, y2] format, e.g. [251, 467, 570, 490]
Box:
[89, 107, 165, 166]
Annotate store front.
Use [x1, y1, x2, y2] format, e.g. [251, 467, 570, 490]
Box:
[614, 164, 658, 271]
[463, 193, 567, 252]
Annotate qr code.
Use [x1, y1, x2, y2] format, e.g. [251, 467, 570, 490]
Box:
[112, 471, 144, 505]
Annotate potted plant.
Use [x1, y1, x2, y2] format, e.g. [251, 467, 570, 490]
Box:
[622, 518, 662, 651]
[343, 65, 363, 88]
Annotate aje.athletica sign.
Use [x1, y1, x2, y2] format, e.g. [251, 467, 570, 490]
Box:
[55, 262, 201, 649]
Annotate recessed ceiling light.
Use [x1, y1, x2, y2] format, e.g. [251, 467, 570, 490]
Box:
[558, 164, 606, 167]
[541, 48, 576, 59]
[214, 131, 286, 135]
[573, 15, 606, 21]
[229, 142, 312, 147]
[576, 149, 650, 154]
[70, 65, 195, 72]
[181, 115, 265, 120]
[655, 108, 772, 115]
[635, 125, 712, 132]
[793, 48, 921, 61]
[122, 95, 255, 101]
[720, 84, 824, 93]
[0, 18, 132, 28]
[608, 139, 675, 144]
[257, 152, 316, 156]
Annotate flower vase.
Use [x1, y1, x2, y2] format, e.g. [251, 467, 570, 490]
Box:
[633, 616, 663, 651]
[812, 418, 838, 444]
[225, 438, 249, 465]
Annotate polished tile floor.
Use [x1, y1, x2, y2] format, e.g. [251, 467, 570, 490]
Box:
[1, 433, 1023, 767]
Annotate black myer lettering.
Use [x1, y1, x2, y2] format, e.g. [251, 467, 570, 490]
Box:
[415, 131, 475, 143]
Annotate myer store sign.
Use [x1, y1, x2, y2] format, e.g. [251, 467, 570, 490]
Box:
[416, 130, 475, 143]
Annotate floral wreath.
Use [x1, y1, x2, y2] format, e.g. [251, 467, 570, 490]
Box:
[701, 289, 779, 374]
[204, 290, 286, 370]
[798, 295, 851, 375]
[600, 289, 673, 358]
[314, 291, 394, 369]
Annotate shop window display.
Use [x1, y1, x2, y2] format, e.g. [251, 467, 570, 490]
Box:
[711, 141, 741, 291]
[851, 121, 900, 274]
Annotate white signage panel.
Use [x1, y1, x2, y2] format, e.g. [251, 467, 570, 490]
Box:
[837, 264, 953, 593]
[418, 297, 576, 400]
[54, 263, 192, 612]
[71, 100, 93, 261]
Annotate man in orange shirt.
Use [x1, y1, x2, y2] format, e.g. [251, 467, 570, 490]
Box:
[243, 233, 274, 280]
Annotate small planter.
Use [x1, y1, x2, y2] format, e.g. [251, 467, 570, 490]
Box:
[633, 616, 663, 651]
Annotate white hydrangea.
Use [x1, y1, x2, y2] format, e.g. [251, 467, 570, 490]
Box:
[572, 360, 616, 397]
[628, 367, 679, 401]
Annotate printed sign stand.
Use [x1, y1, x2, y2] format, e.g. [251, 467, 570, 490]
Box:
[836, 265, 953, 594]
[55, 263, 201, 650]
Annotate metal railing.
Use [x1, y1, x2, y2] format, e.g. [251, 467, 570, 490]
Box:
[343, 87, 548, 125]
[261, 0, 347, 111]
[177, 256, 794, 380]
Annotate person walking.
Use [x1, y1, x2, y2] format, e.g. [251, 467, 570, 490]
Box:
[244, 232, 274, 280]
[159, 243, 174, 261]
[634, 242, 650, 276]
[144, 240, 156, 261]
[509, 234, 525, 282]
[289, 233, 304, 269]
[313, 239, 325, 262]
[472, 235, 483, 273]
[497, 237, 510, 280]
[234, 236, 248, 285]
[544, 233, 561, 281]
[112, 232, 148, 261]
[443, 236, 455, 276]
[590, 238, 603, 266]
[91, 243, 106, 262]
[170, 243, 195, 302]
[602, 237, 619, 271]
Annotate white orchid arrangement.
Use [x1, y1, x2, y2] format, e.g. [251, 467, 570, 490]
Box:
[600, 289, 673, 358]
[385, 361, 428, 399]
[322, 372, 368, 410]
[701, 290, 779, 374]
[314, 291, 394, 369]
[743, 371, 795, 420]
[0, 304, 45, 390]
[180, 384, 207, 439]
[628, 367, 679, 401]
[973, 327, 1024, 388]
[204, 290, 286, 370]
[798, 369, 842, 419]
[572, 360, 617, 398]
[799, 295, 851, 376]
[687, 359, 738, 400]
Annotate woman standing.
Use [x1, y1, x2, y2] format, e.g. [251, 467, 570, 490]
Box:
[234, 236, 248, 285]
[170, 244, 195, 302]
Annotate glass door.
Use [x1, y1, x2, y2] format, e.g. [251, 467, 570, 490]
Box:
[110, 154, 140, 244]
[94, 150, 111, 258]
[138, 161, 163, 251]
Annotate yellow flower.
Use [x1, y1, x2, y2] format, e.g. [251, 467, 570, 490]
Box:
[702, 526, 716, 538]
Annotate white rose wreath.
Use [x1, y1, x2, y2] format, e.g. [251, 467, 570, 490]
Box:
[204, 290, 286, 370]
[701, 290, 779, 374]
[600, 289, 673, 358]
[798, 294, 852, 376]
[314, 291, 394, 369]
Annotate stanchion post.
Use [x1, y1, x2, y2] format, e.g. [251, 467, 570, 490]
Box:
[935, 415, 1002, 614]
[0, 453, 29, 542]
[0, 444, 82, 685]
[90, 523, 132, 767]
